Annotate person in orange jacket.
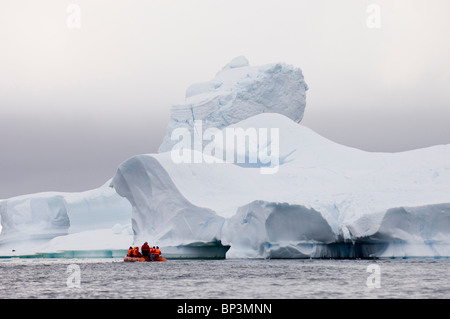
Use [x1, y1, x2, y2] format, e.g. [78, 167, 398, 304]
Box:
[155, 246, 161, 258]
[148, 246, 155, 261]
[141, 242, 150, 258]
[133, 246, 141, 257]
[127, 246, 133, 257]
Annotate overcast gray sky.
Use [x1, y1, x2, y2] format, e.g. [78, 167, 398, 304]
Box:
[1, 0, 450, 198]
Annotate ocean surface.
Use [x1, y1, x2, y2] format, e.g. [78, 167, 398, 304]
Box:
[0, 258, 449, 299]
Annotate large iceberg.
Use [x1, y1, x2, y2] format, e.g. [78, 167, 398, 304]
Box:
[112, 112, 450, 258]
[1, 57, 449, 259]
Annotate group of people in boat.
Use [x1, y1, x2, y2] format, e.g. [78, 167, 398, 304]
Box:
[127, 242, 161, 260]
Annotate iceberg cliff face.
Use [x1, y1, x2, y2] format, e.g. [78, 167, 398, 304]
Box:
[350, 203, 450, 257]
[158, 56, 308, 153]
[0, 194, 70, 242]
[0, 183, 131, 256]
[112, 155, 224, 246]
[221, 201, 336, 258]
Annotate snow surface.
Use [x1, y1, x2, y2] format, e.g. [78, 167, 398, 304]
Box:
[1, 57, 449, 258]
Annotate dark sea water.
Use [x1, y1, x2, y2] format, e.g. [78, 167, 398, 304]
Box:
[0, 258, 449, 299]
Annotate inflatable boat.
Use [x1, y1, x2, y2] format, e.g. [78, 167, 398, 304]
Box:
[124, 255, 167, 262]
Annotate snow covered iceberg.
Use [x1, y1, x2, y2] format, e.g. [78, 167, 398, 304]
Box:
[112, 111, 450, 258]
[0, 182, 132, 257]
[1, 56, 449, 259]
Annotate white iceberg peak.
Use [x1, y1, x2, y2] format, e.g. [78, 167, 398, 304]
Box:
[159, 58, 308, 153]
[221, 55, 250, 71]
